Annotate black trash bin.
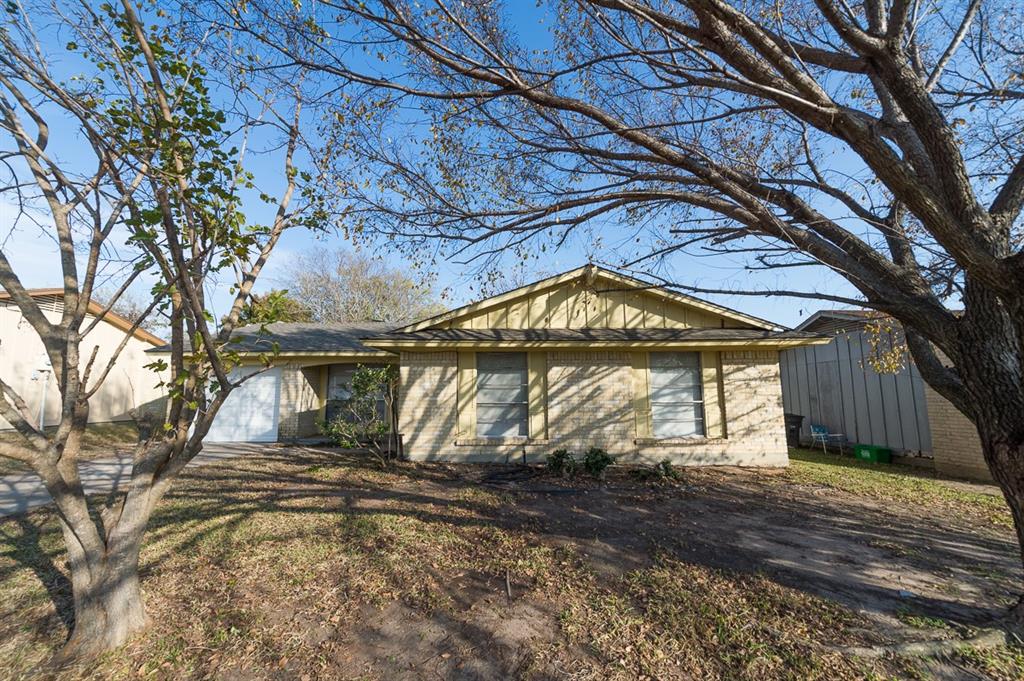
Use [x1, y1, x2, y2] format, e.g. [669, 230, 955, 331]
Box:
[783, 413, 805, 448]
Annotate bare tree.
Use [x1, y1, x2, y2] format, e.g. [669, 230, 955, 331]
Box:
[93, 287, 169, 337]
[0, 0, 319, 657]
[280, 249, 446, 323]
[205, 0, 1024, 619]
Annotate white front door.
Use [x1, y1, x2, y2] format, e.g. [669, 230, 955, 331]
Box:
[205, 367, 281, 442]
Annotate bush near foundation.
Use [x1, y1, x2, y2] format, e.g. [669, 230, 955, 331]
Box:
[581, 447, 615, 479]
[546, 449, 578, 477]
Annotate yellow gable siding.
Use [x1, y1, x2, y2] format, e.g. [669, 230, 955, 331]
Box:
[644, 294, 664, 328]
[446, 275, 735, 330]
[623, 290, 645, 327]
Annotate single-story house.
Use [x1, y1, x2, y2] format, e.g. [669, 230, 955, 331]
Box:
[184, 265, 829, 466]
[781, 309, 990, 481]
[0, 289, 166, 430]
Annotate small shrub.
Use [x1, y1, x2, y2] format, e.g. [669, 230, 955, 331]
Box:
[582, 447, 615, 479]
[320, 364, 399, 468]
[546, 449, 577, 477]
[630, 459, 683, 484]
[322, 414, 390, 449]
[655, 459, 681, 481]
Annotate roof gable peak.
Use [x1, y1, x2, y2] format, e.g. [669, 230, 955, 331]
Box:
[396, 265, 782, 332]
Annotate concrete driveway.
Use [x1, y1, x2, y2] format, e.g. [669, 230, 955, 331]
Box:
[0, 443, 256, 517]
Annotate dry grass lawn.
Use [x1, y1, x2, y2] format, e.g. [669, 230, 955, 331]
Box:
[0, 446, 1022, 680]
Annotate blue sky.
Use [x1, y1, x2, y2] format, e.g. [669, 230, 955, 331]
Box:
[0, 2, 865, 330]
[2, 176, 860, 329]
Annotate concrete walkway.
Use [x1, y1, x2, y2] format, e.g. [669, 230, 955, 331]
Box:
[0, 443, 255, 517]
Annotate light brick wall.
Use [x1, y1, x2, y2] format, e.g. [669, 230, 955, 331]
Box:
[923, 383, 990, 481]
[399, 349, 788, 467]
[278, 364, 321, 440]
[398, 352, 460, 459]
[547, 351, 635, 453]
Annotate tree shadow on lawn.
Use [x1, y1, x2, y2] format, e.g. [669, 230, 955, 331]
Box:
[0, 514, 74, 632]
[592, 481, 1017, 624]
[147, 446, 1020, 626]
[0, 444, 1019, 672]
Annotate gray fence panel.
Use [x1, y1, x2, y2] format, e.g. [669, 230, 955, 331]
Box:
[781, 351, 796, 415]
[794, 347, 814, 426]
[780, 328, 933, 454]
[835, 334, 862, 442]
[906, 362, 933, 453]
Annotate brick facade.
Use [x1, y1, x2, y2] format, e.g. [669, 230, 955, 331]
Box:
[277, 363, 321, 440]
[398, 352, 460, 458]
[547, 351, 635, 453]
[397, 349, 789, 466]
[923, 383, 990, 481]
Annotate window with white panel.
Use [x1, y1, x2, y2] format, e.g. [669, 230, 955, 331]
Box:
[649, 352, 705, 438]
[476, 352, 528, 437]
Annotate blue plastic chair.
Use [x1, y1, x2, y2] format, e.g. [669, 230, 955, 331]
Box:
[810, 423, 846, 453]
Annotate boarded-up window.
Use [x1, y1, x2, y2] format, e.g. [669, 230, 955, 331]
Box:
[476, 352, 528, 437]
[650, 352, 705, 438]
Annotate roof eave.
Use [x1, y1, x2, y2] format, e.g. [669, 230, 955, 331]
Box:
[146, 348, 397, 358]
[793, 309, 886, 332]
[0, 289, 166, 346]
[363, 337, 831, 351]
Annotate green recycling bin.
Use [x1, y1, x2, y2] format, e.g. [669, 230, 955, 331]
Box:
[853, 444, 892, 463]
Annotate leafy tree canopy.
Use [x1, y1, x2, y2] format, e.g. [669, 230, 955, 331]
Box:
[237, 289, 313, 325]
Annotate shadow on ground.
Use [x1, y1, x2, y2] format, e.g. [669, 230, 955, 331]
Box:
[0, 445, 1019, 679]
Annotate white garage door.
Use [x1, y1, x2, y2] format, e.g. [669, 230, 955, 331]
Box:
[205, 367, 281, 442]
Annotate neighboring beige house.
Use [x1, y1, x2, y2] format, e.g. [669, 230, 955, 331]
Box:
[0, 289, 166, 430]
[187, 265, 829, 467]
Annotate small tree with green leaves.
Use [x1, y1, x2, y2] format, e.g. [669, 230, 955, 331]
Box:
[0, 0, 322, 658]
[322, 364, 399, 467]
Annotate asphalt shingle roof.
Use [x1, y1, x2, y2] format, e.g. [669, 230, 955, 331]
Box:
[148, 322, 395, 354]
[149, 323, 825, 354]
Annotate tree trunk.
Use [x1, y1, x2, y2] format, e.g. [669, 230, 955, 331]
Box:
[953, 290, 1024, 626]
[57, 516, 149, 660]
[977, 431, 1024, 625]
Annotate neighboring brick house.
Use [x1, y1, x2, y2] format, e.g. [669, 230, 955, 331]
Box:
[180, 265, 828, 467]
